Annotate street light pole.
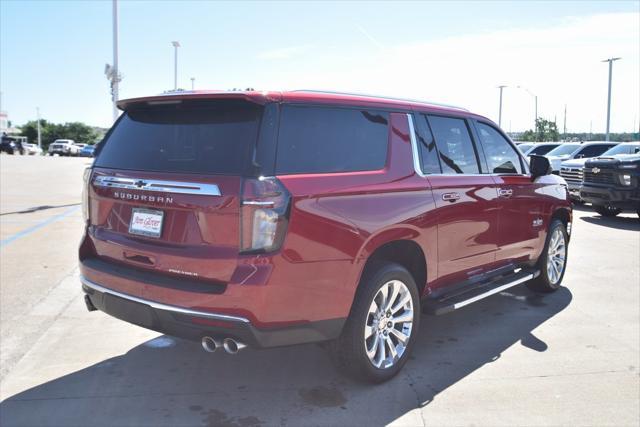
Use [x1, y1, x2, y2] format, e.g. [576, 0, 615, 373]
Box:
[497, 85, 507, 127]
[602, 57, 621, 142]
[191, 77, 195, 91]
[172, 41, 180, 90]
[36, 107, 41, 148]
[112, 0, 119, 122]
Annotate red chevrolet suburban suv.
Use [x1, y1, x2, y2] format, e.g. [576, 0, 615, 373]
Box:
[80, 90, 572, 382]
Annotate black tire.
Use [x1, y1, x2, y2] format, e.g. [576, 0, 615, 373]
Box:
[527, 219, 568, 293]
[328, 262, 420, 383]
[594, 205, 621, 217]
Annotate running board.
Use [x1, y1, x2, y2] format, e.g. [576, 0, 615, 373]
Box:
[423, 269, 539, 315]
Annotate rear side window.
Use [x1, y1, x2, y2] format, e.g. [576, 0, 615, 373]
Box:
[476, 122, 523, 174]
[275, 106, 388, 174]
[415, 115, 442, 174]
[428, 116, 480, 174]
[95, 100, 262, 175]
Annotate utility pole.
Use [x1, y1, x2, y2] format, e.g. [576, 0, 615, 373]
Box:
[112, 0, 119, 122]
[497, 85, 507, 127]
[589, 120, 593, 141]
[602, 57, 621, 142]
[172, 41, 180, 90]
[191, 77, 195, 91]
[36, 107, 41, 148]
[563, 105, 567, 137]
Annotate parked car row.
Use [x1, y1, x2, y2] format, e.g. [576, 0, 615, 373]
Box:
[517, 141, 640, 218]
[47, 140, 97, 157]
[1, 135, 98, 157]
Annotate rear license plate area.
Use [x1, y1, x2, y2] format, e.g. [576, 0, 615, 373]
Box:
[129, 208, 164, 238]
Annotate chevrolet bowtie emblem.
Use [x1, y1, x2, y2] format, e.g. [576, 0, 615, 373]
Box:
[134, 180, 147, 188]
[592, 167, 600, 174]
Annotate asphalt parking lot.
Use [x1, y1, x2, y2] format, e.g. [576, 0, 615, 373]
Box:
[0, 155, 638, 427]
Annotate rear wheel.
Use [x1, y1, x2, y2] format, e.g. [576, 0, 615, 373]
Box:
[594, 205, 621, 217]
[527, 220, 568, 293]
[328, 262, 420, 383]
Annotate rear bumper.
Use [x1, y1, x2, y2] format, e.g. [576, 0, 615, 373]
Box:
[80, 274, 345, 349]
[580, 184, 640, 210]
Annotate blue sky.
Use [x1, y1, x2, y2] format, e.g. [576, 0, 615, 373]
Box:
[1, 1, 638, 132]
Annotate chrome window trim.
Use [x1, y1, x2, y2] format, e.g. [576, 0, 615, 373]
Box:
[80, 275, 250, 323]
[407, 113, 427, 178]
[94, 176, 222, 196]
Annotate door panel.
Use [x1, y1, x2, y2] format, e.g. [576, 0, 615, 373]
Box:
[427, 175, 500, 288]
[492, 175, 545, 264]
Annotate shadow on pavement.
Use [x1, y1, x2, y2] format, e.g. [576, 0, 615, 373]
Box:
[0, 286, 572, 427]
[580, 214, 640, 231]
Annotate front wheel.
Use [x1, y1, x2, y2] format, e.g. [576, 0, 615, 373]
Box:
[594, 205, 621, 217]
[527, 220, 568, 293]
[328, 262, 420, 383]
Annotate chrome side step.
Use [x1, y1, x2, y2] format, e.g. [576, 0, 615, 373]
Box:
[423, 269, 539, 315]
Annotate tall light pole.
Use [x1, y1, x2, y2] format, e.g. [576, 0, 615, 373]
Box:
[602, 57, 621, 141]
[36, 107, 41, 148]
[105, 0, 121, 123]
[190, 77, 195, 91]
[497, 85, 507, 127]
[172, 41, 180, 90]
[112, 0, 119, 121]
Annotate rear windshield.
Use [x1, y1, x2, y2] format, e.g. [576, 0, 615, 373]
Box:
[547, 144, 580, 156]
[95, 100, 262, 175]
[528, 144, 558, 155]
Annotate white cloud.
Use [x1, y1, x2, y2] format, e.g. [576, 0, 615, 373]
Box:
[257, 12, 639, 133]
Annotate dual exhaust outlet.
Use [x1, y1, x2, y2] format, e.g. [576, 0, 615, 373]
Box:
[201, 336, 246, 355]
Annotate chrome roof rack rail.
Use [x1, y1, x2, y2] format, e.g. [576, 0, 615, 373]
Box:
[291, 89, 469, 112]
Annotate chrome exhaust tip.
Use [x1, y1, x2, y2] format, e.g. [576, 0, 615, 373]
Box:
[201, 336, 220, 353]
[222, 338, 246, 355]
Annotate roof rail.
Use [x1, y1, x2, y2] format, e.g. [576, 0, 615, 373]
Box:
[291, 89, 469, 112]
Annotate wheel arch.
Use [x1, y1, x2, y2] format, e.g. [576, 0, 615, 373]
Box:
[551, 207, 572, 240]
[352, 228, 429, 300]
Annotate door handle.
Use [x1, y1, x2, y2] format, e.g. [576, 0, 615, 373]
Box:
[498, 188, 513, 198]
[442, 192, 461, 202]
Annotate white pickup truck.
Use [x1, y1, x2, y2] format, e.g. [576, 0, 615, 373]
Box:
[48, 139, 82, 156]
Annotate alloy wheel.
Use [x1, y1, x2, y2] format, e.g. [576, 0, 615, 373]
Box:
[364, 280, 414, 369]
[547, 227, 566, 285]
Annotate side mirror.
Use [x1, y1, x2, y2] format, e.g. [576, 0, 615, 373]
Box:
[529, 155, 552, 181]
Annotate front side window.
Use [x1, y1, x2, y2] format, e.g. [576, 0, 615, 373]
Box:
[476, 122, 523, 174]
[428, 116, 480, 174]
[276, 106, 389, 174]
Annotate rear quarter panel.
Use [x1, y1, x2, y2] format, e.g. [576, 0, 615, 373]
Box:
[276, 113, 437, 318]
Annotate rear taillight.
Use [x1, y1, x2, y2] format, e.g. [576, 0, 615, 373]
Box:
[240, 177, 290, 253]
[82, 168, 92, 223]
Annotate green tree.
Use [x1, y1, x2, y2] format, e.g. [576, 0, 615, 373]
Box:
[521, 118, 560, 142]
[19, 120, 99, 149]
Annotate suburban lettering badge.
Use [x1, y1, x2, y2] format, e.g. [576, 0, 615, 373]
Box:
[113, 191, 173, 204]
